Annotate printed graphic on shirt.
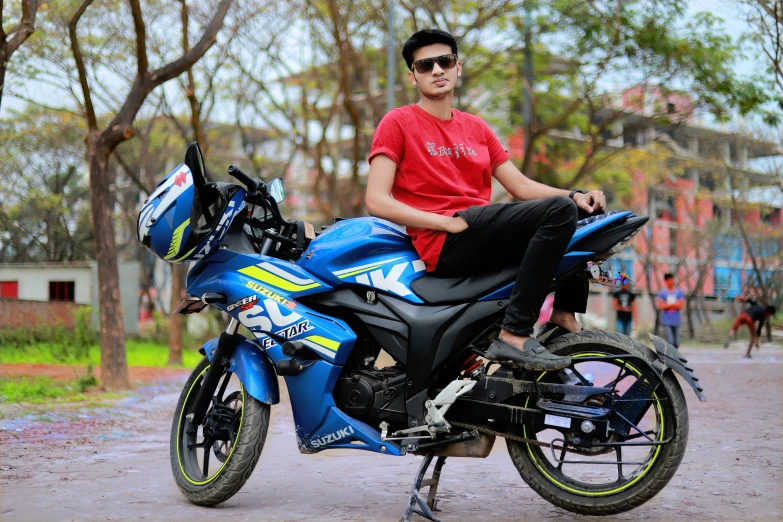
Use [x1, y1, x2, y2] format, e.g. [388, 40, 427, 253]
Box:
[425, 142, 477, 159]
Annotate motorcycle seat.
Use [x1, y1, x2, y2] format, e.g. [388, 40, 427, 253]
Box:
[410, 264, 519, 305]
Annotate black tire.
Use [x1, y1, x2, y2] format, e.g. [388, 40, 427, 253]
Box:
[170, 357, 270, 506]
[507, 330, 689, 516]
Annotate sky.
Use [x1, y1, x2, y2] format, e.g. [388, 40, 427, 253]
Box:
[0, 0, 769, 121]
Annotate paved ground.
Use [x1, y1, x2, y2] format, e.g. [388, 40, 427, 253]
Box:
[1, 342, 782, 521]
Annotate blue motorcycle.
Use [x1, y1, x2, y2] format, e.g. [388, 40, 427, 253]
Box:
[137, 143, 704, 519]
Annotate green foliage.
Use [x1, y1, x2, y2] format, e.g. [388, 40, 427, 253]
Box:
[0, 109, 94, 262]
[0, 374, 100, 404]
[0, 338, 202, 368]
[0, 307, 97, 364]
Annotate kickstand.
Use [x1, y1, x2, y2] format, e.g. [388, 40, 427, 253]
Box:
[401, 453, 447, 522]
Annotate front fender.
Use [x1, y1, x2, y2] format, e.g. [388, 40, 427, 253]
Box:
[649, 334, 706, 401]
[200, 335, 280, 405]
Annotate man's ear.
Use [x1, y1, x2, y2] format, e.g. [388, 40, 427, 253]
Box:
[407, 69, 417, 86]
[457, 61, 462, 77]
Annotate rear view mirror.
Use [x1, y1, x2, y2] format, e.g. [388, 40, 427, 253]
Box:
[268, 177, 285, 203]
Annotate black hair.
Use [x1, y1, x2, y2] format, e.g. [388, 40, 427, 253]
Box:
[664, 273, 674, 280]
[766, 305, 777, 315]
[401, 29, 458, 70]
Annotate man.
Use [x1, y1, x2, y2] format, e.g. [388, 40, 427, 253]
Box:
[613, 280, 636, 336]
[656, 273, 685, 348]
[365, 29, 606, 371]
[724, 296, 776, 358]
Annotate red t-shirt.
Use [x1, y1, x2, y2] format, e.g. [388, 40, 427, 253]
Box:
[368, 104, 509, 271]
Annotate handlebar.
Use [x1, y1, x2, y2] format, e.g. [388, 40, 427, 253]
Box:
[228, 165, 261, 193]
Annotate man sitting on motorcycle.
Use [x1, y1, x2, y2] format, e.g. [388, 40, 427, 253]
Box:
[365, 29, 606, 371]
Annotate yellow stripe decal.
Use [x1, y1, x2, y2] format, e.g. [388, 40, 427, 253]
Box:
[172, 245, 197, 262]
[165, 219, 190, 260]
[305, 335, 340, 351]
[523, 352, 664, 497]
[337, 264, 384, 279]
[239, 265, 321, 292]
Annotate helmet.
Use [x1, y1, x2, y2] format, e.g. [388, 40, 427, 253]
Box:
[137, 143, 245, 263]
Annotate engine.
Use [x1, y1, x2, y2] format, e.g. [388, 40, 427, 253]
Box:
[333, 365, 407, 431]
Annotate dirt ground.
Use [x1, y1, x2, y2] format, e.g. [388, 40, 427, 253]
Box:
[1, 342, 781, 522]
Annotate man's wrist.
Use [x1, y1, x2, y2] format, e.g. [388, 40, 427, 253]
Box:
[568, 189, 585, 200]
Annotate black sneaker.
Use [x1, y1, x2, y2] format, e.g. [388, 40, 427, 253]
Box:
[485, 337, 571, 371]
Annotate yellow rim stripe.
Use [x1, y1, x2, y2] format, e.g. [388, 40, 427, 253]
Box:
[238, 266, 321, 292]
[337, 264, 384, 279]
[177, 365, 244, 485]
[523, 352, 664, 497]
[165, 219, 190, 260]
[305, 335, 340, 351]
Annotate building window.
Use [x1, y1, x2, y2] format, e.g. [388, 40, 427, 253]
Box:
[0, 281, 18, 299]
[49, 281, 75, 302]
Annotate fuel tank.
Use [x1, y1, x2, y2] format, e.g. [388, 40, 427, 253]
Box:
[297, 217, 427, 304]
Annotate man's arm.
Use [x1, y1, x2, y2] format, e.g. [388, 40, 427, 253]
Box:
[365, 155, 467, 234]
[613, 297, 622, 311]
[632, 299, 638, 322]
[492, 160, 606, 213]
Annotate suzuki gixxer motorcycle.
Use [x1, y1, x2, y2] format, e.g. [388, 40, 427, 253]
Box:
[137, 143, 705, 520]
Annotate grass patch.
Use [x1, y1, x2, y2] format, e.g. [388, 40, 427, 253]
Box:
[0, 340, 202, 368]
[0, 372, 109, 405]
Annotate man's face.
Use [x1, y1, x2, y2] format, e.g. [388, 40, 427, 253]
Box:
[621, 283, 630, 291]
[665, 277, 675, 290]
[408, 43, 461, 100]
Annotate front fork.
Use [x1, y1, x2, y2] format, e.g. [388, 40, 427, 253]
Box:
[188, 318, 241, 426]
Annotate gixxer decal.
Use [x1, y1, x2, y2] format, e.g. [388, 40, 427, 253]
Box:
[309, 426, 355, 448]
[226, 294, 258, 312]
[245, 281, 296, 309]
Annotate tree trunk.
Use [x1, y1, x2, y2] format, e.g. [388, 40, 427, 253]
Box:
[0, 60, 6, 114]
[685, 296, 694, 339]
[88, 137, 129, 390]
[167, 263, 185, 365]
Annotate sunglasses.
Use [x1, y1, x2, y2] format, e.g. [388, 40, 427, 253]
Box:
[411, 53, 458, 74]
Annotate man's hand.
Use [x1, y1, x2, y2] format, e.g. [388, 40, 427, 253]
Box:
[445, 216, 469, 234]
[573, 190, 606, 214]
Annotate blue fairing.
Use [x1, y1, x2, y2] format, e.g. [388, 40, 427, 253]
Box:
[298, 217, 427, 304]
[202, 335, 279, 405]
[187, 247, 397, 454]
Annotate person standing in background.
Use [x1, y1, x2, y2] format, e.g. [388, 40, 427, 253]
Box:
[657, 273, 685, 348]
[613, 281, 636, 336]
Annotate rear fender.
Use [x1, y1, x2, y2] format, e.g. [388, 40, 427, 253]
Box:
[649, 334, 706, 401]
[200, 335, 280, 405]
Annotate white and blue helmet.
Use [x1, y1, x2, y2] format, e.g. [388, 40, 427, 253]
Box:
[136, 143, 244, 263]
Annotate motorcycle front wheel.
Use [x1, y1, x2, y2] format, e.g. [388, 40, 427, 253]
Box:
[170, 357, 270, 506]
[507, 330, 689, 515]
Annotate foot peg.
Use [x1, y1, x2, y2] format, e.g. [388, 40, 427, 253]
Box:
[485, 337, 571, 371]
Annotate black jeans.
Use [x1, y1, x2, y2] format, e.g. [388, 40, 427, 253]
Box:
[433, 197, 588, 337]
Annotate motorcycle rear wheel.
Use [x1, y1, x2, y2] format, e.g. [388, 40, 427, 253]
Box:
[170, 357, 270, 506]
[507, 330, 689, 515]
